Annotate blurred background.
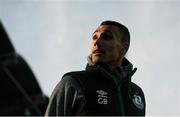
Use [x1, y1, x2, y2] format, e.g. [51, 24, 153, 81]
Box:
[0, 0, 179, 116]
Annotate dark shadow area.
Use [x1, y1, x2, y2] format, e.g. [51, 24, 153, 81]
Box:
[0, 21, 49, 116]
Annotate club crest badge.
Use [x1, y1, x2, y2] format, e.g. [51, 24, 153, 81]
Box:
[132, 94, 144, 110]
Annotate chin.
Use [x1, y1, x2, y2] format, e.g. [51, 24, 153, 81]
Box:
[92, 57, 104, 64]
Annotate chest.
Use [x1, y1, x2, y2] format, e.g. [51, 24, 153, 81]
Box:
[79, 75, 144, 115]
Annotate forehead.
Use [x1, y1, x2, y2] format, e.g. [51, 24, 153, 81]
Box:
[94, 25, 120, 34]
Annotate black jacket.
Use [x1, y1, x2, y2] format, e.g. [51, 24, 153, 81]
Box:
[45, 58, 146, 116]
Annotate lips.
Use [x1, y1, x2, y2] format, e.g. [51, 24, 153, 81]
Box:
[93, 49, 105, 55]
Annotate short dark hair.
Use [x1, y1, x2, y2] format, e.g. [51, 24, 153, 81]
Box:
[100, 20, 130, 43]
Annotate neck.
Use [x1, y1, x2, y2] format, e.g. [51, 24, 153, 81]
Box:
[109, 58, 123, 71]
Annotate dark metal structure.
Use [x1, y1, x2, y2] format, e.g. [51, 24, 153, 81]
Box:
[0, 21, 48, 115]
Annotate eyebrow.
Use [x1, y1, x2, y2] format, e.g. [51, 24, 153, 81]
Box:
[93, 29, 112, 35]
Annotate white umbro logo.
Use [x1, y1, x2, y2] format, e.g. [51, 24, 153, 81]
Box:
[96, 90, 108, 104]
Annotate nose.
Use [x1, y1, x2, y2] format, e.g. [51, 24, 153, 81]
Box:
[94, 35, 103, 47]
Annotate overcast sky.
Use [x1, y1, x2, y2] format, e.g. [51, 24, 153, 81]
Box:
[0, 0, 179, 116]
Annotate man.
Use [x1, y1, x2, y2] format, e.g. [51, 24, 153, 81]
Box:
[45, 20, 146, 116]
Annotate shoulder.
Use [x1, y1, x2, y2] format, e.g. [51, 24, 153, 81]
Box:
[131, 82, 146, 111]
[62, 70, 88, 78]
[131, 82, 145, 99]
[55, 71, 91, 91]
[52, 71, 86, 95]
[131, 83, 144, 94]
[62, 70, 92, 85]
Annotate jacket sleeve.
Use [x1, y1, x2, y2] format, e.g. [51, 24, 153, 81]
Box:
[45, 75, 84, 116]
[131, 83, 146, 116]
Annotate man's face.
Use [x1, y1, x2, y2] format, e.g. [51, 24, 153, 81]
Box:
[90, 25, 126, 68]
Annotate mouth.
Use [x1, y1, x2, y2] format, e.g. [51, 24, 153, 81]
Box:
[92, 49, 105, 55]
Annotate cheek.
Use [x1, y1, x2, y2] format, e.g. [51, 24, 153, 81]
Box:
[106, 45, 121, 57]
[90, 42, 94, 52]
[105, 47, 117, 59]
[106, 44, 118, 53]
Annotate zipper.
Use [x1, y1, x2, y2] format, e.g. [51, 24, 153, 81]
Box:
[112, 75, 125, 116]
[98, 67, 125, 115]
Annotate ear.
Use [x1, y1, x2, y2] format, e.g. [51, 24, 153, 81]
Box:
[121, 41, 129, 56]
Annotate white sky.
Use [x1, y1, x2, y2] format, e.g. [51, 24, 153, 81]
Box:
[0, 0, 179, 116]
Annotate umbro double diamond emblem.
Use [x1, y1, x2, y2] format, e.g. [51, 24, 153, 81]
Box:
[96, 90, 108, 105]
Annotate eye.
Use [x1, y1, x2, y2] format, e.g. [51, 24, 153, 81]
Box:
[101, 33, 113, 40]
[92, 34, 98, 40]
